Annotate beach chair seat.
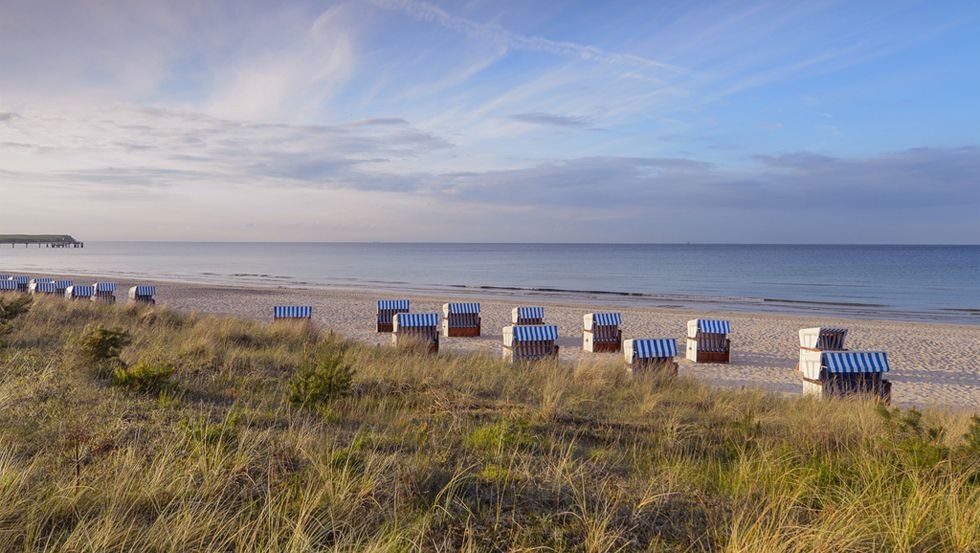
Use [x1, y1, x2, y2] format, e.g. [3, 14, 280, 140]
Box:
[686, 319, 731, 363]
[625, 338, 678, 375]
[503, 325, 559, 363]
[392, 312, 439, 353]
[583, 312, 622, 352]
[442, 302, 481, 337]
[800, 350, 891, 403]
[512, 306, 545, 325]
[377, 299, 410, 332]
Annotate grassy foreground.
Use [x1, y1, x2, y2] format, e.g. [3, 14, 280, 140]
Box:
[0, 298, 977, 552]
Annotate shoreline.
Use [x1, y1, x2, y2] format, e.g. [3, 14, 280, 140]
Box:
[8, 271, 980, 412]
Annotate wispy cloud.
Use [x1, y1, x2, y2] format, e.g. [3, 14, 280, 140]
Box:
[509, 112, 592, 128]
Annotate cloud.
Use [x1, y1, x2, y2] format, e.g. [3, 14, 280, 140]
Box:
[509, 112, 592, 128]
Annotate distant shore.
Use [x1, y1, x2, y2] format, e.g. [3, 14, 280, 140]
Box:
[13, 271, 980, 411]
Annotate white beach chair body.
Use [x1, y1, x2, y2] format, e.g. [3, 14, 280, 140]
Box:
[800, 350, 891, 402]
[502, 324, 559, 363]
[624, 338, 678, 374]
[583, 312, 622, 352]
[442, 302, 481, 337]
[686, 319, 731, 363]
[377, 299, 410, 332]
[392, 312, 439, 352]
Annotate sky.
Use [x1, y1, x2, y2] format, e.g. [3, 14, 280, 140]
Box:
[0, 0, 978, 243]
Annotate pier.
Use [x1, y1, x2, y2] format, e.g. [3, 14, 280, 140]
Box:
[0, 234, 84, 248]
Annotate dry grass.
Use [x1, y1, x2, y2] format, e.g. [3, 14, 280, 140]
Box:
[0, 297, 977, 552]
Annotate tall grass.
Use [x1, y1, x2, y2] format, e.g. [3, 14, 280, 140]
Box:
[0, 297, 976, 551]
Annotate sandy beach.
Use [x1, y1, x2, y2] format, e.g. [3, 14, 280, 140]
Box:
[26, 274, 975, 412]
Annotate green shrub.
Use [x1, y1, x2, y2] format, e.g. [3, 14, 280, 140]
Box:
[289, 350, 355, 409]
[76, 325, 131, 367]
[111, 361, 174, 393]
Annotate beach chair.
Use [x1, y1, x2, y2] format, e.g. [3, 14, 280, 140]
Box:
[53, 280, 74, 296]
[686, 319, 731, 363]
[273, 305, 312, 321]
[9, 276, 30, 292]
[65, 285, 95, 301]
[502, 324, 559, 363]
[512, 306, 545, 325]
[0, 280, 20, 293]
[799, 350, 892, 403]
[128, 285, 157, 305]
[583, 312, 622, 352]
[92, 282, 117, 304]
[798, 327, 848, 371]
[442, 302, 481, 337]
[29, 280, 57, 296]
[392, 312, 440, 353]
[377, 299, 410, 332]
[624, 338, 678, 375]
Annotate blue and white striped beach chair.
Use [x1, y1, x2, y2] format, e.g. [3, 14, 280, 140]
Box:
[377, 299, 410, 332]
[800, 349, 891, 402]
[624, 338, 678, 374]
[511, 306, 545, 325]
[502, 324, 559, 363]
[0, 280, 19, 293]
[583, 312, 623, 352]
[273, 305, 313, 321]
[392, 312, 440, 352]
[92, 282, 117, 304]
[65, 285, 95, 301]
[686, 319, 731, 363]
[442, 302, 481, 337]
[129, 285, 157, 304]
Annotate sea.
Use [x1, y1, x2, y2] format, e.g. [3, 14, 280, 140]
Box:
[1, 242, 978, 324]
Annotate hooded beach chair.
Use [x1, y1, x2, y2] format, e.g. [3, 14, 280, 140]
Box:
[0, 279, 20, 293]
[273, 305, 312, 321]
[624, 338, 678, 374]
[377, 299, 410, 332]
[29, 280, 57, 296]
[10, 276, 30, 292]
[583, 312, 622, 352]
[511, 306, 545, 325]
[65, 285, 95, 301]
[442, 302, 481, 337]
[502, 324, 559, 363]
[92, 282, 117, 304]
[799, 350, 892, 402]
[392, 312, 440, 353]
[129, 285, 157, 305]
[686, 319, 731, 363]
[798, 327, 848, 371]
[53, 280, 74, 296]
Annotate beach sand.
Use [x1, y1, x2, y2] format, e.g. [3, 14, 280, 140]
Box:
[29, 276, 980, 411]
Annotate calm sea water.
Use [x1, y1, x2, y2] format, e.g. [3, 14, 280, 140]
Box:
[1, 242, 977, 323]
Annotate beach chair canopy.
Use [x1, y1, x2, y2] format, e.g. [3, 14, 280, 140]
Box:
[695, 319, 730, 334]
[0, 280, 18, 290]
[444, 302, 480, 315]
[504, 325, 559, 346]
[10, 276, 30, 285]
[68, 285, 95, 297]
[627, 338, 677, 360]
[393, 312, 439, 328]
[514, 306, 544, 319]
[799, 327, 848, 349]
[589, 312, 622, 326]
[822, 351, 890, 374]
[378, 299, 410, 311]
[130, 285, 156, 297]
[274, 305, 312, 319]
[94, 282, 117, 293]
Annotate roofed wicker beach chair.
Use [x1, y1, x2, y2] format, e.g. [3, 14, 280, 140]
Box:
[29, 280, 57, 296]
[624, 338, 678, 375]
[273, 305, 313, 321]
[92, 282, 117, 304]
[392, 312, 440, 353]
[65, 285, 95, 301]
[799, 350, 892, 403]
[512, 306, 545, 325]
[502, 324, 559, 363]
[0, 279, 20, 293]
[442, 302, 481, 337]
[129, 285, 157, 304]
[583, 312, 622, 353]
[686, 319, 731, 363]
[798, 327, 848, 371]
[377, 299, 410, 332]
[9, 276, 30, 292]
[53, 280, 73, 296]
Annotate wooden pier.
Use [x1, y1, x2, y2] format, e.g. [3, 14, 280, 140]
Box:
[0, 234, 84, 248]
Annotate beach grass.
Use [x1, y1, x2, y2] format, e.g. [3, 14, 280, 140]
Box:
[0, 296, 977, 552]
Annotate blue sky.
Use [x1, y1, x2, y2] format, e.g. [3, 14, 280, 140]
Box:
[0, 0, 978, 242]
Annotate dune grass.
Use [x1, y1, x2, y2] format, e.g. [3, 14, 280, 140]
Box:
[0, 296, 977, 552]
